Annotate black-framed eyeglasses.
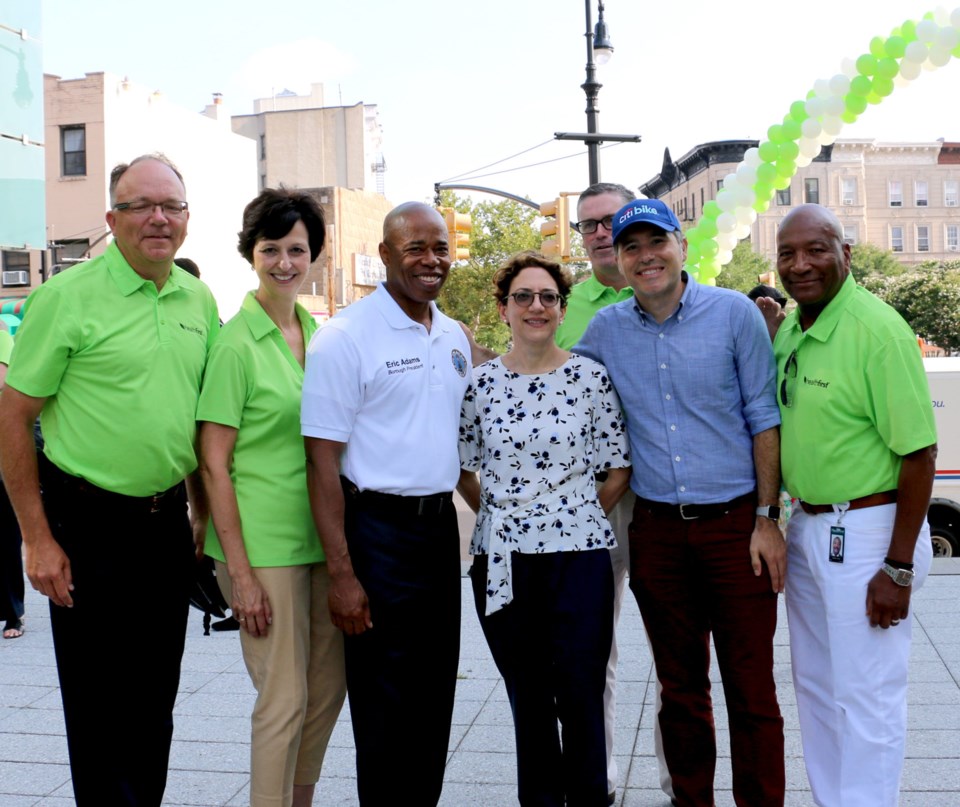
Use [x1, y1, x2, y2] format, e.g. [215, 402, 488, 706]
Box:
[779, 349, 798, 408]
[572, 215, 614, 235]
[504, 290, 564, 308]
[113, 200, 188, 217]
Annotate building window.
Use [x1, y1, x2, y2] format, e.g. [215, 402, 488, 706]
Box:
[841, 177, 857, 206]
[776, 187, 791, 206]
[690, 193, 696, 220]
[61, 125, 86, 177]
[891, 226, 904, 253]
[717, 179, 724, 192]
[2, 251, 30, 287]
[260, 174, 266, 190]
[946, 224, 959, 252]
[945, 180, 958, 207]
[917, 225, 930, 252]
[260, 134, 266, 160]
[915, 180, 928, 207]
[843, 225, 857, 245]
[803, 178, 819, 204]
[889, 180, 902, 207]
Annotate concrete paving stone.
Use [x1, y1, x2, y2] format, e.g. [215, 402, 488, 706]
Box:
[315, 744, 356, 779]
[305, 775, 360, 806]
[621, 788, 679, 807]
[927, 643, 960, 662]
[450, 697, 484, 727]
[0, 706, 65, 735]
[0, 662, 60, 688]
[192, 671, 256, 697]
[905, 728, 960, 758]
[168, 739, 251, 773]
[30, 799, 76, 807]
[901, 756, 960, 790]
[909, 703, 960, 729]
[0, 796, 37, 806]
[447, 722, 469, 751]
[0, 685, 59, 710]
[0, 759, 70, 797]
[159, 769, 248, 806]
[900, 792, 960, 806]
[909, 660, 958, 682]
[172, 714, 250, 744]
[438, 781, 518, 806]
[443, 749, 518, 784]
[177, 670, 224, 694]
[0, 729, 68, 764]
[452, 675, 500, 701]
[173, 691, 256, 718]
[326, 719, 355, 749]
[907, 683, 960, 705]
[458, 722, 517, 754]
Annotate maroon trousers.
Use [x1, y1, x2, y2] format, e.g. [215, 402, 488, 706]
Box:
[629, 496, 785, 807]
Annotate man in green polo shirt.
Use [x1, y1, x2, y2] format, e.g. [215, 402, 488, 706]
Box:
[0, 154, 219, 806]
[774, 204, 936, 807]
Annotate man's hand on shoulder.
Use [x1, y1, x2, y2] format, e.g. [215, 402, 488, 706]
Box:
[754, 297, 786, 343]
[749, 516, 786, 593]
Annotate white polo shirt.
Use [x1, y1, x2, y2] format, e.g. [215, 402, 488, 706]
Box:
[302, 283, 471, 496]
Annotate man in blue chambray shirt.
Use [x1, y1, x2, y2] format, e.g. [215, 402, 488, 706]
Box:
[575, 199, 787, 807]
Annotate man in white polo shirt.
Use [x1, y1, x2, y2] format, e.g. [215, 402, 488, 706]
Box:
[302, 202, 470, 807]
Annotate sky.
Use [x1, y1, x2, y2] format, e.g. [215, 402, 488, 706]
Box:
[40, 1, 960, 210]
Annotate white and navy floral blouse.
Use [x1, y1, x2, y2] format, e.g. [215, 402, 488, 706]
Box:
[459, 355, 630, 615]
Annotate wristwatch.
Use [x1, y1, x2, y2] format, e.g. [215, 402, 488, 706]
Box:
[881, 562, 916, 587]
[756, 505, 781, 521]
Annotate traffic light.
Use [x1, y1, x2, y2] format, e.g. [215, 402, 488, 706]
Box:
[441, 207, 472, 262]
[540, 195, 571, 261]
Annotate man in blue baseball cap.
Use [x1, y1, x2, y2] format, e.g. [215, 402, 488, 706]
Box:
[575, 198, 787, 805]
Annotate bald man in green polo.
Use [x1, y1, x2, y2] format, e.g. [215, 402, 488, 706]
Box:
[0, 154, 219, 806]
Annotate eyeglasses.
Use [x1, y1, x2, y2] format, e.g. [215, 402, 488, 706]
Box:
[779, 350, 798, 408]
[504, 290, 564, 308]
[112, 200, 188, 217]
[572, 215, 614, 235]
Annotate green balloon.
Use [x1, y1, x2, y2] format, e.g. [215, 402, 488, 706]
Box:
[685, 243, 701, 264]
[776, 160, 796, 178]
[875, 57, 899, 79]
[954, 42, 960, 58]
[700, 220, 719, 239]
[901, 20, 917, 43]
[866, 90, 883, 105]
[773, 175, 791, 191]
[872, 76, 894, 97]
[885, 36, 906, 59]
[841, 109, 859, 124]
[700, 240, 719, 258]
[758, 141, 779, 162]
[702, 201, 721, 220]
[790, 100, 808, 122]
[850, 75, 872, 96]
[845, 93, 868, 115]
[781, 119, 802, 141]
[779, 141, 800, 161]
[753, 198, 771, 214]
[856, 53, 877, 76]
[767, 124, 785, 143]
[753, 181, 774, 200]
[756, 162, 777, 184]
[870, 36, 887, 58]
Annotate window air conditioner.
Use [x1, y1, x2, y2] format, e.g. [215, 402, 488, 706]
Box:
[2, 270, 29, 286]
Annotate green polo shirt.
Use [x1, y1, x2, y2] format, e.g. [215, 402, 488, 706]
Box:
[774, 275, 935, 504]
[6, 242, 219, 496]
[555, 273, 634, 350]
[0, 331, 13, 365]
[197, 292, 322, 567]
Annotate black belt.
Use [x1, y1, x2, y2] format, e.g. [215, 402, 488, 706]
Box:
[799, 490, 897, 515]
[634, 491, 755, 521]
[40, 454, 185, 514]
[342, 477, 452, 516]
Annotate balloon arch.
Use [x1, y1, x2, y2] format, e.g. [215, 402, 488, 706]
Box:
[684, 8, 960, 282]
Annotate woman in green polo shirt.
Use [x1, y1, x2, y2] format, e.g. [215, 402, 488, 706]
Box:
[198, 189, 345, 807]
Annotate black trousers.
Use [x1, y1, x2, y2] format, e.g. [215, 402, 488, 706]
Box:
[0, 477, 24, 625]
[471, 551, 613, 807]
[341, 481, 461, 807]
[41, 457, 194, 807]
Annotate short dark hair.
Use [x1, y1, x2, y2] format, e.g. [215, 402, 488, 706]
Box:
[746, 283, 787, 308]
[173, 257, 200, 278]
[237, 188, 326, 263]
[493, 251, 573, 305]
[109, 153, 184, 206]
[577, 182, 636, 212]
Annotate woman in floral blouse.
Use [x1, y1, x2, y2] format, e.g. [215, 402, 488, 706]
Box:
[458, 250, 631, 807]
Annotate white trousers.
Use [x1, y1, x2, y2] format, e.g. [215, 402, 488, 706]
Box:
[785, 503, 931, 807]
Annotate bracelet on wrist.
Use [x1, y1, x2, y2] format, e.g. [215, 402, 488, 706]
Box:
[884, 556, 914, 570]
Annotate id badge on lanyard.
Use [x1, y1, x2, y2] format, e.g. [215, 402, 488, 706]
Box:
[828, 502, 849, 563]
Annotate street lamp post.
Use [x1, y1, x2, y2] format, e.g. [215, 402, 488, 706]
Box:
[582, 0, 613, 185]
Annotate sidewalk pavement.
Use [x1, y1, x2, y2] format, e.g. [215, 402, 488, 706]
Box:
[2, 558, 959, 806]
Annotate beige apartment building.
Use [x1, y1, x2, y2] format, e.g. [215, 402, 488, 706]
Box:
[640, 138, 960, 266]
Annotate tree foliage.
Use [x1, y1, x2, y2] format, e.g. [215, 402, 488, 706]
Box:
[713, 241, 773, 294]
[868, 261, 960, 352]
[436, 191, 550, 352]
[849, 242, 906, 281]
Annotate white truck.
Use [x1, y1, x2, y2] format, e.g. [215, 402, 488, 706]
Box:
[926, 357, 960, 557]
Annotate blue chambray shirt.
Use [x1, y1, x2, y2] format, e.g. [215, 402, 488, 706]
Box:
[575, 274, 780, 505]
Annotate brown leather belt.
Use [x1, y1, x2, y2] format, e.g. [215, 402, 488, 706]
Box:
[799, 490, 897, 515]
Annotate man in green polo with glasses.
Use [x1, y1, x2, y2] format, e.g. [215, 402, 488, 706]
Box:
[0, 154, 219, 806]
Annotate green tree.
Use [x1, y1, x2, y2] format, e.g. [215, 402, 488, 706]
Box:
[849, 242, 907, 281]
[870, 261, 960, 352]
[714, 241, 773, 294]
[437, 191, 573, 352]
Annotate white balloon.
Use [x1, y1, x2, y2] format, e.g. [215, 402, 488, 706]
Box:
[900, 59, 923, 80]
[894, 73, 911, 88]
[819, 132, 837, 146]
[743, 147, 762, 168]
[723, 172, 738, 189]
[801, 118, 823, 140]
[952, 7, 960, 29]
[929, 45, 952, 67]
[733, 186, 756, 209]
[736, 206, 757, 225]
[825, 95, 846, 117]
[829, 73, 851, 96]
[934, 6, 951, 26]
[716, 212, 737, 233]
[916, 19, 938, 43]
[937, 26, 959, 50]
[716, 231, 737, 251]
[795, 153, 813, 168]
[736, 164, 758, 186]
[717, 249, 733, 266]
[735, 222, 752, 240]
[799, 136, 822, 158]
[805, 97, 826, 118]
[822, 115, 844, 135]
[717, 190, 737, 212]
[813, 78, 832, 97]
[841, 57, 858, 78]
[905, 41, 929, 63]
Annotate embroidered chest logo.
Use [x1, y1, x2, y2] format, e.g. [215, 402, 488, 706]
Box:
[385, 356, 423, 375]
[802, 376, 830, 389]
[451, 349, 468, 378]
